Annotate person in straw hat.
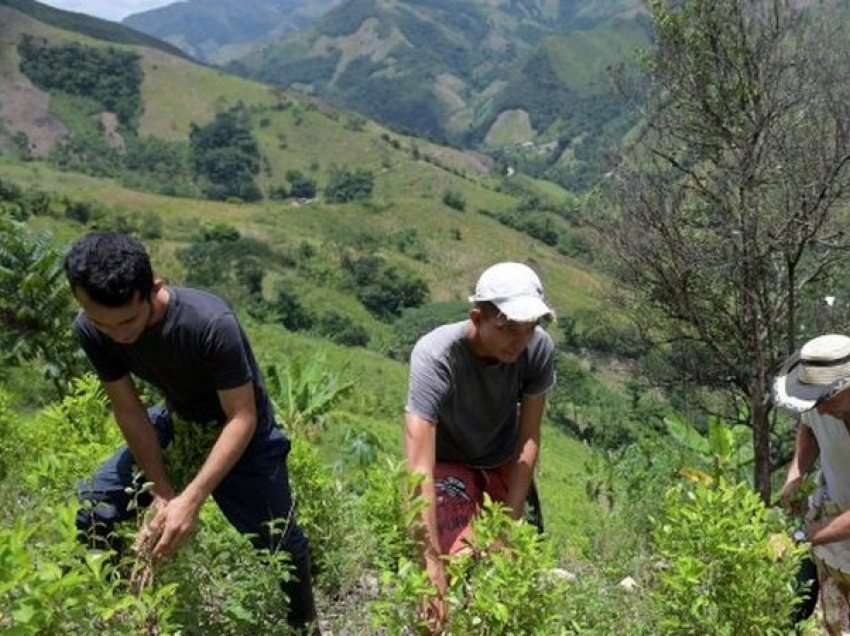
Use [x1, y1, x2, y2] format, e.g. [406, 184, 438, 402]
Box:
[404, 262, 556, 630]
[776, 333, 850, 635]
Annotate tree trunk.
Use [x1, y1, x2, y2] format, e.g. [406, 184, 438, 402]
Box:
[751, 395, 772, 503]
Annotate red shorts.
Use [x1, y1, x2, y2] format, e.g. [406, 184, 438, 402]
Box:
[433, 461, 513, 555]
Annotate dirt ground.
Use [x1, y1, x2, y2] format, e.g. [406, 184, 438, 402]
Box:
[0, 8, 69, 157]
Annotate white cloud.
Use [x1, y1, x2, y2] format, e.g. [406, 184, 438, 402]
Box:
[38, 0, 178, 22]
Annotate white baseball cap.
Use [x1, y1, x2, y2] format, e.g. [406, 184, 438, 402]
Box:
[469, 262, 555, 323]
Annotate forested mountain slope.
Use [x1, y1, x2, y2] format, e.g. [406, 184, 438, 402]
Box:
[232, 0, 649, 190]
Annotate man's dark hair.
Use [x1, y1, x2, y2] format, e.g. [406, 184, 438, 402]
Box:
[64, 232, 154, 306]
[473, 301, 500, 317]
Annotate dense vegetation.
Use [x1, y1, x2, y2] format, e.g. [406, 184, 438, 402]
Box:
[0, 203, 814, 633]
[189, 107, 262, 202]
[18, 35, 143, 127]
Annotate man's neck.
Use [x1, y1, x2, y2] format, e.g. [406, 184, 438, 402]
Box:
[147, 285, 170, 328]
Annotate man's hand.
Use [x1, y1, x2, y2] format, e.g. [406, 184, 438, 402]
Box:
[135, 492, 172, 554]
[149, 492, 202, 560]
[780, 474, 803, 514]
[423, 554, 447, 634]
[805, 518, 828, 545]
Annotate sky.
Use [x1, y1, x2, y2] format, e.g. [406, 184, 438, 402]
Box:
[38, 0, 177, 22]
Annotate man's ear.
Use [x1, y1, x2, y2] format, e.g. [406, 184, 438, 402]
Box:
[149, 278, 164, 302]
[469, 307, 482, 326]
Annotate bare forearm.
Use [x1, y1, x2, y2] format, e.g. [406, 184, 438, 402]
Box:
[810, 511, 850, 546]
[506, 441, 539, 518]
[787, 424, 818, 480]
[404, 413, 444, 585]
[419, 477, 441, 558]
[114, 407, 173, 497]
[183, 414, 255, 505]
[507, 395, 544, 518]
[406, 451, 441, 558]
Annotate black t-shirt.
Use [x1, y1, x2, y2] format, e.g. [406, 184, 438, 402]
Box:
[73, 287, 275, 438]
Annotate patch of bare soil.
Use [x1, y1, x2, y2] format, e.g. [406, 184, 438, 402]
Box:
[0, 9, 68, 156]
[99, 111, 126, 151]
[426, 145, 494, 175]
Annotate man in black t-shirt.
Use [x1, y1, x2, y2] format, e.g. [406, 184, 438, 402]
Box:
[64, 232, 316, 630]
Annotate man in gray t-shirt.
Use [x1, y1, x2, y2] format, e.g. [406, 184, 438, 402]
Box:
[405, 262, 556, 626]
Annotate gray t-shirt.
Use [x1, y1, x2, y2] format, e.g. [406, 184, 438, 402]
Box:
[405, 320, 556, 468]
[73, 287, 276, 441]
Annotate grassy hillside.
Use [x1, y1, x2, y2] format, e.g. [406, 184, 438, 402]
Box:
[0, 155, 602, 318]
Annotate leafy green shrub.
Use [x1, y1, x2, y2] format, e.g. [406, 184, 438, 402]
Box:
[287, 436, 355, 591]
[392, 227, 428, 261]
[0, 389, 12, 480]
[0, 217, 83, 397]
[652, 478, 804, 635]
[384, 300, 468, 360]
[189, 107, 262, 202]
[269, 185, 289, 200]
[21, 375, 117, 496]
[0, 502, 180, 635]
[122, 136, 195, 197]
[325, 167, 375, 203]
[370, 495, 571, 635]
[286, 170, 317, 199]
[271, 283, 312, 331]
[265, 356, 353, 435]
[139, 211, 163, 240]
[342, 256, 429, 320]
[441, 190, 466, 211]
[357, 267, 429, 320]
[359, 460, 426, 573]
[441, 499, 570, 635]
[177, 232, 279, 306]
[0, 177, 22, 202]
[64, 200, 97, 224]
[156, 506, 291, 635]
[572, 308, 643, 357]
[314, 311, 370, 347]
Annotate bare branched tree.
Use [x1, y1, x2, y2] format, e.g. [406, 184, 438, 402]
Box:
[602, 0, 850, 501]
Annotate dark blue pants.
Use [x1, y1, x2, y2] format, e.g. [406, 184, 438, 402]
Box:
[75, 405, 309, 562]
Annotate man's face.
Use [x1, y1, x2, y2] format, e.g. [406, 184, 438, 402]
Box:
[816, 386, 850, 420]
[74, 288, 153, 344]
[474, 310, 538, 363]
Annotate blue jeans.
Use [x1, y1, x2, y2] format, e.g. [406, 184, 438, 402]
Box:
[75, 405, 309, 562]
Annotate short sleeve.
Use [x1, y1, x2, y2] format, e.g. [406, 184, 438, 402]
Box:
[73, 315, 128, 382]
[522, 328, 556, 397]
[405, 339, 451, 424]
[204, 313, 254, 391]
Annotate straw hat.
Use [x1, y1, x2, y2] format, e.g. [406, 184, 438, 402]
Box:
[773, 334, 850, 413]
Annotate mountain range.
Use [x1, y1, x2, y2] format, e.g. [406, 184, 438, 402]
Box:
[231, 0, 649, 189]
[122, 0, 343, 64]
